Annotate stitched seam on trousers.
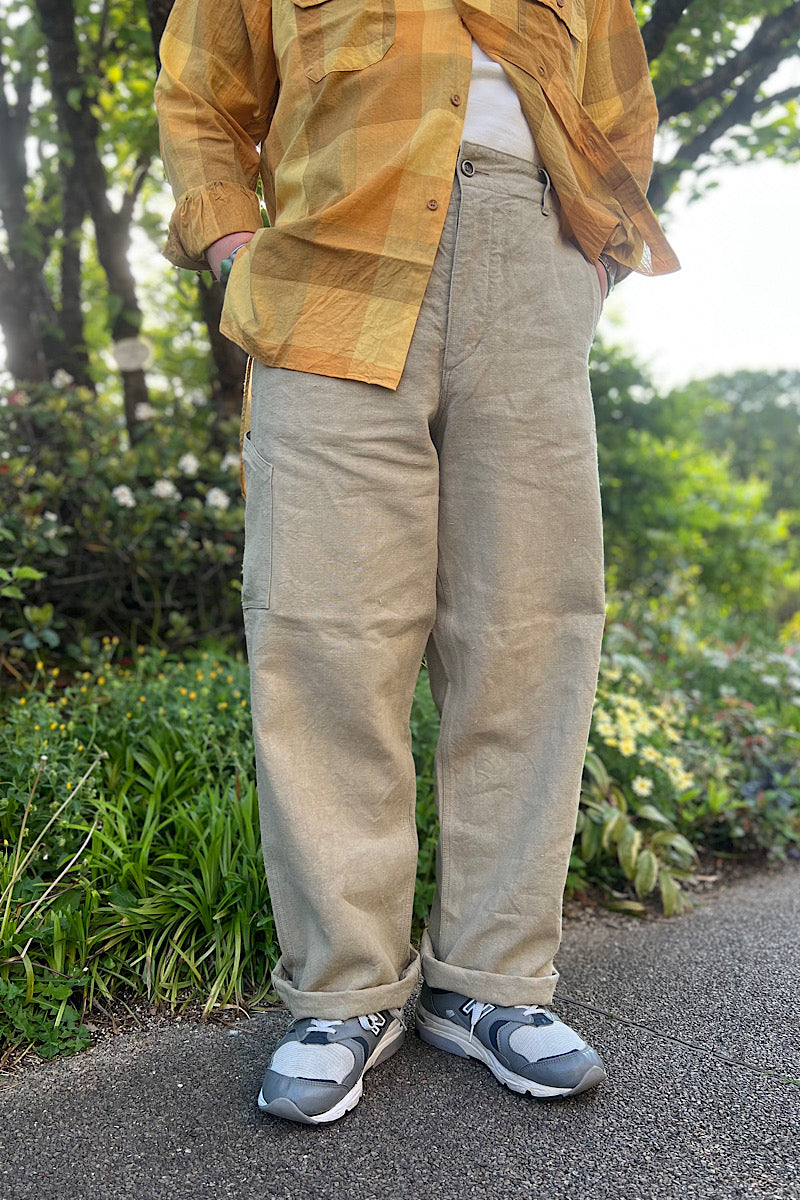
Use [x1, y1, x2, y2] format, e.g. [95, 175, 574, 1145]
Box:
[430, 558, 457, 952]
[436, 175, 463, 426]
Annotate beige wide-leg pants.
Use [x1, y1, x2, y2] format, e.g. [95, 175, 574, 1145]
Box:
[242, 143, 605, 1019]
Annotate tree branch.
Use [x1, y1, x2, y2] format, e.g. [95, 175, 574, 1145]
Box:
[648, 50, 785, 210]
[640, 0, 698, 64]
[657, 3, 800, 121]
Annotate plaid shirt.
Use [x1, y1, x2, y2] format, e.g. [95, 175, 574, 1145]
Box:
[156, 0, 678, 389]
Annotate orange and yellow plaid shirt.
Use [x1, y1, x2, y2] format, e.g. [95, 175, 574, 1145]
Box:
[156, 0, 678, 389]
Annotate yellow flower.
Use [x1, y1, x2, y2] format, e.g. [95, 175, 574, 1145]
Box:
[189, 691, 196, 700]
[663, 755, 682, 772]
[675, 772, 695, 792]
[139, 695, 146, 703]
[640, 745, 661, 764]
[35, 661, 44, 670]
[97, 676, 105, 686]
[51, 667, 60, 677]
[603, 736, 618, 748]
[18, 697, 26, 706]
[632, 776, 653, 797]
[618, 737, 636, 757]
[240, 699, 247, 707]
[179, 687, 188, 696]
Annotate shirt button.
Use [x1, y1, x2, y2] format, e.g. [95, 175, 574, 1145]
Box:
[556, 0, 564, 6]
[450, 93, 462, 107]
[427, 198, 439, 211]
[461, 160, 475, 177]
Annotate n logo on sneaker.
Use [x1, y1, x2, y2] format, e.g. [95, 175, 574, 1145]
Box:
[460, 999, 496, 1020]
[358, 1012, 386, 1036]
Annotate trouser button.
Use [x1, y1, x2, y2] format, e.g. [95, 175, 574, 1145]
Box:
[461, 160, 475, 177]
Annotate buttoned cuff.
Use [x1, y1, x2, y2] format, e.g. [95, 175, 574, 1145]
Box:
[162, 182, 262, 271]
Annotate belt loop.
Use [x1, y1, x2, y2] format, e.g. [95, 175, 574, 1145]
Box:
[538, 166, 552, 216]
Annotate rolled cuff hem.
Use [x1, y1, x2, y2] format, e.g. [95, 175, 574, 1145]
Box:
[419, 931, 559, 1008]
[270, 948, 421, 1020]
[162, 182, 262, 271]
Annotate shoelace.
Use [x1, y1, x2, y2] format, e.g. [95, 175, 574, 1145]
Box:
[307, 1019, 342, 1035]
[304, 1013, 388, 1038]
[466, 1002, 553, 1042]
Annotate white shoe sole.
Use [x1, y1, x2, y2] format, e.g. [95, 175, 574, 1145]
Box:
[257, 1018, 406, 1125]
[415, 1007, 606, 1099]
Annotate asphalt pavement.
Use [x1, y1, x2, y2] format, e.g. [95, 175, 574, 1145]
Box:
[2, 864, 798, 1200]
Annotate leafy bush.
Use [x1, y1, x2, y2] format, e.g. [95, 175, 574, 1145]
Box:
[0, 380, 245, 673]
[591, 347, 797, 610]
[4, 588, 799, 1062]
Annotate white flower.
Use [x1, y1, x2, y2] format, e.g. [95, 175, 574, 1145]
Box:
[151, 478, 181, 501]
[205, 487, 230, 511]
[178, 452, 200, 476]
[112, 484, 136, 508]
[42, 511, 59, 539]
[632, 776, 653, 797]
[221, 451, 241, 471]
[759, 674, 780, 688]
[135, 403, 157, 421]
[51, 369, 74, 389]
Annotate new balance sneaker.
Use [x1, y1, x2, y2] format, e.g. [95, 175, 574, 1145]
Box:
[415, 984, 606, 1099]
[257, 1009, 406, 1124]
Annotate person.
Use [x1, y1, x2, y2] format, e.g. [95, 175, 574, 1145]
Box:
[155, 0, 678, 1125]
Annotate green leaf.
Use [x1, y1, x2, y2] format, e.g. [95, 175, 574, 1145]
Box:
[658, 869, 680, 918]
[635, 804, 674, 827]
[617, 823, 642, 880]
[634, 849, 659, 898]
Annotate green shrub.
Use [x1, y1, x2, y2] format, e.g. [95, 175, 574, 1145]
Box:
[0, 380, 245, 673]
[3, 587, 800, 1063]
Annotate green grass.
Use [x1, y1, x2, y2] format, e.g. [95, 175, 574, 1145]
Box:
[3, 596, 800, 1062]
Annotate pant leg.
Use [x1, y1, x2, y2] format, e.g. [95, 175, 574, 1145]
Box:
[243, 198, 460, 1019]
[420, 144, 606, 1008]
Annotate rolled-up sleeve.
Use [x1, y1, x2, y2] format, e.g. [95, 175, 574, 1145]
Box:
[154, 0, 278, 270]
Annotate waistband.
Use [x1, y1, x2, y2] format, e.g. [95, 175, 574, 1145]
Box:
[457, 141, 553, 207]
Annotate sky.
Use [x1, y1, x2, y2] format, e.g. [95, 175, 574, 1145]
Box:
[601, 158, 800, 391]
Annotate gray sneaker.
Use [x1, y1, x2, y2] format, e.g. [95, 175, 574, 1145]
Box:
[257, 1009, 406, 1124]
[415, 983, 606, 1099]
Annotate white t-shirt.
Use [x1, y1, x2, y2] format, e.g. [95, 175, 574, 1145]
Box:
[462, 42, 539, 164]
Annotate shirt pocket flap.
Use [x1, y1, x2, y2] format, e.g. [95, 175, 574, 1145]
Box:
[522, 0, 587, 42]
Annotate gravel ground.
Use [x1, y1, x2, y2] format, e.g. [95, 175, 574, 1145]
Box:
[1, 863, 798, 1200]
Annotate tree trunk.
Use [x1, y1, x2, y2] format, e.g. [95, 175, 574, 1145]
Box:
[35, 0, 150, 441]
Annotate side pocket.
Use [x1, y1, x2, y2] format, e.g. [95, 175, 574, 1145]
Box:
[241, 430, 274, 611]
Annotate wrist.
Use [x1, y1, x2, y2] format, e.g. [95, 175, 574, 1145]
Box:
[207, 232, 255, 280]
[597, 253, 617, 294]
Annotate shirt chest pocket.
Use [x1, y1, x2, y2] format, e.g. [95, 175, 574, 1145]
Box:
[518, 0, 586, 88]
[290, 0, 396, 84]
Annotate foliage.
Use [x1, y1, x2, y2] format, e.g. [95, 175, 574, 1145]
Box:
[635, 0, 800, 208]
[3, 593, 800, 1061]
[591, 347, 798, 609]
[698, 369, 800, 518]
[0, 379, 244, 671]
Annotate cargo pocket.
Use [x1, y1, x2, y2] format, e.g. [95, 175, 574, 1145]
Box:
[241, 431, 274, 611]
[290, 0, 395, 83]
